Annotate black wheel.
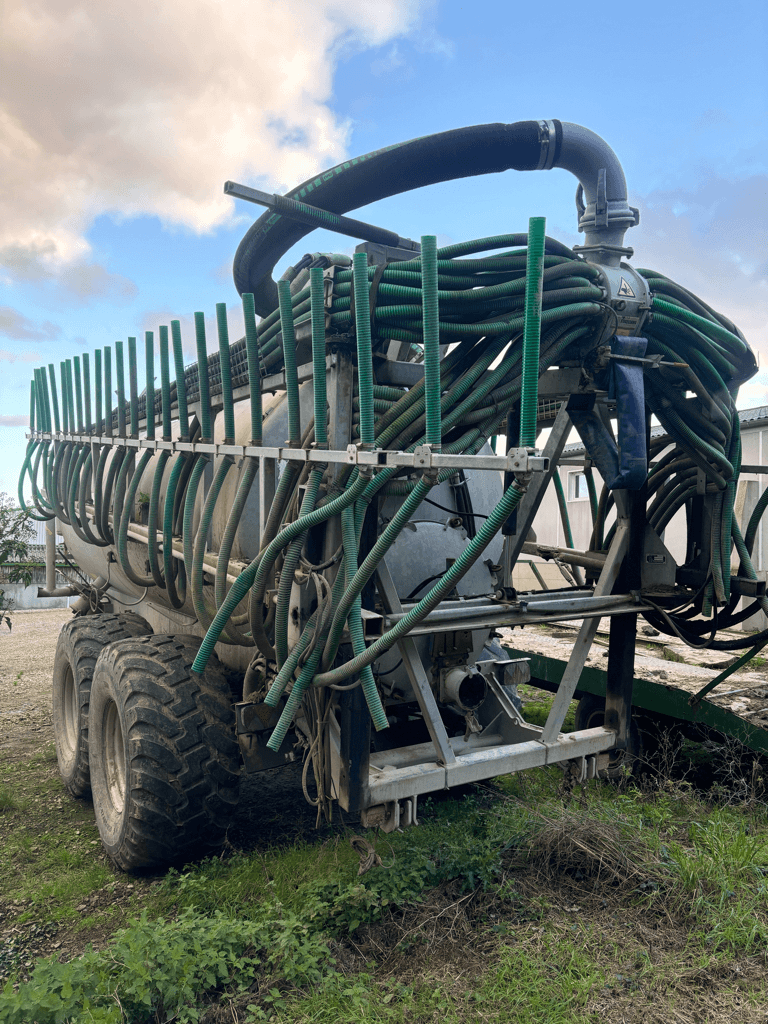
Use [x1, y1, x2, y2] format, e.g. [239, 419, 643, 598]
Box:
[52, 613, 152, 797]
[574, 693, 644, 780]
[88, 634, 241, 871]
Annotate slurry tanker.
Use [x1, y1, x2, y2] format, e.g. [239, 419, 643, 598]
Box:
[19, 120, 762, 870]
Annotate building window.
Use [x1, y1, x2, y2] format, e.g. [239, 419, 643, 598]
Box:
[568, 471, 589, 500]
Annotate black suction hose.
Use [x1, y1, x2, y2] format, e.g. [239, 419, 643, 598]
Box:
[235, 121, 558, 316]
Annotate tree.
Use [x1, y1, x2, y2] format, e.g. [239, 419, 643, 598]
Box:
[0, 492, 35, 630]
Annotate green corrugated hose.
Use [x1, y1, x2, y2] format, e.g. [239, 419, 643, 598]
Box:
[520, 217, 545, 448]
[420, 235, 441, 449]
[22, 226, 762, 711]
[278, 279, 302, 447]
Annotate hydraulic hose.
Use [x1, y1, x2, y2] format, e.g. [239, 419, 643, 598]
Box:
[273, 271, 329, 666]
[215, 303, 236, 443]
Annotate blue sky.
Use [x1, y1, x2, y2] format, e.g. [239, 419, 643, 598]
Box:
[2, 0, 766, 497]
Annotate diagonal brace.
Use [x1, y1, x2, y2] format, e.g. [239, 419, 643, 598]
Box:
[539, 518, 630, 743]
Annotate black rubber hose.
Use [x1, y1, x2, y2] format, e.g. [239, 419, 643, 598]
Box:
[234, 121, 562, 316]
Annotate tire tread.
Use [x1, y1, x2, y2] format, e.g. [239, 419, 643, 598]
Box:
[89, 634, 240, 871]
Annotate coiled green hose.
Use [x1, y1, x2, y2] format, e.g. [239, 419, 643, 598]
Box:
[21, 223, 762, 716]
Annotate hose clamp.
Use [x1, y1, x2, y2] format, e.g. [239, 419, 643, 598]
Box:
[536, 121, 557, 171]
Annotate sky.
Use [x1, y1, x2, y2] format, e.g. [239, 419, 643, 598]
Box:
[2, 0, 767, 498]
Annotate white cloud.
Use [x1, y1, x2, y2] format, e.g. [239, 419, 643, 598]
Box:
[0, 241, 137, 303]
[371, 45, 407, 77]
[632, 172, 768, 357]
[1, 0, 426, 288]
[0, 306, 61, 341]
[0, 349, 42, 363]
[139, 305, 245, 364]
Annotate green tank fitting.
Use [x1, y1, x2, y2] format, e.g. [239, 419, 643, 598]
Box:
[127, 337, 139, 436]
[277, 279, 301, 446]
[352, 253, 375, 449]
[158, 327, 171, 439]
[103, 347, 113, 437]
[59, 362, 68, 433]
[65, 361, 76, 434]
[420, 235, 442, 449]
[115, 343, 126, 437]
[94, 351, 102, 433]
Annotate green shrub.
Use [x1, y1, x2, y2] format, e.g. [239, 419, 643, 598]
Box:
[0, 906, 330, 1024]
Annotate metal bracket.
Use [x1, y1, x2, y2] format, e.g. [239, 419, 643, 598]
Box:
[413, 444, 435, 468]
[505, 448, 549, 473]
[476, 660, 528, 727]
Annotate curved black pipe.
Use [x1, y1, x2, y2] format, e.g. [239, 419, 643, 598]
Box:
[235, 121, 547, 316]
[233, 119, 636, 318]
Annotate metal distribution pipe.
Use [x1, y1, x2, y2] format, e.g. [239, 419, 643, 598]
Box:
[37, 517, 77, 598]
[521, 541, 607, 571]
[388, 590, 640, 624]
[383, 601, 648, 637]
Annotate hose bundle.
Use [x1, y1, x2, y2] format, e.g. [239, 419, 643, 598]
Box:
[19, 230, 762, 742]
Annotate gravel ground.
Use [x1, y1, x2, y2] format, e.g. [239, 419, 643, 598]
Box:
[0, 608, 71, 755]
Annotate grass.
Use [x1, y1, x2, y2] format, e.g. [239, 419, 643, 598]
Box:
[0, 786, 20, 813]
[0, 743, 135, 937]
[516, 683, 577, 730]
[2, 703, 768, 1022]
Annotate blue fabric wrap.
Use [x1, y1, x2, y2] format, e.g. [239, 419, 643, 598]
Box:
[570, 336, 648, 491]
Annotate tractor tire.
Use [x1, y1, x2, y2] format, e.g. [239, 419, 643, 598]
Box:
[88, 634, 241, 871]
[52, 612, 152, 798]
[574, 693, 646, 780]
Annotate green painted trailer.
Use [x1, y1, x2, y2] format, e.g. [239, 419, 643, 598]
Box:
[504, 644, 768, 757]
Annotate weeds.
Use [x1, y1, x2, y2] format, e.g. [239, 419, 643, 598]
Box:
[3, 709, 768, 1022]
[0, 787, 19, 813]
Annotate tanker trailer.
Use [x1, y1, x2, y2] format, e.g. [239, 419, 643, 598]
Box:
[19, 120, 759, 871]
